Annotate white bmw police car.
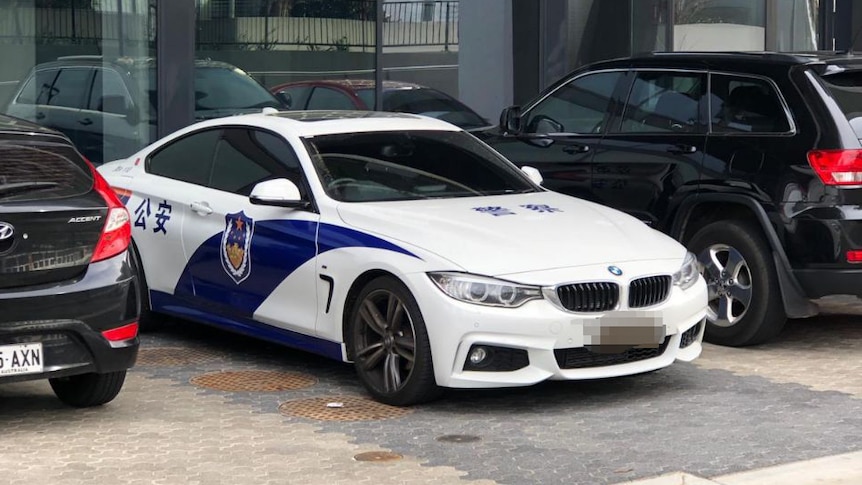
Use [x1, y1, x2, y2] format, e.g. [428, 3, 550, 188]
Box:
[99, 110, 707, 406]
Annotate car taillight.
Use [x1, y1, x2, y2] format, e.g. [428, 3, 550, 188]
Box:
[87, 160, 131, 262]
[807, 149, 862, 186]
[847, 251, 862, 263]
[102, 322, 139, 342]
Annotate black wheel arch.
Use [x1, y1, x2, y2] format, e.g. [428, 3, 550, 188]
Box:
[669, 193, 818, 319]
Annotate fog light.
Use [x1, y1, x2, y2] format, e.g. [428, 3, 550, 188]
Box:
[469, 347, 488, 365]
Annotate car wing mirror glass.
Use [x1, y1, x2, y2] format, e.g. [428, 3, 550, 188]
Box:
[500, 105, 522, 134]
[249, 178, 308, 209]
[521, 166, 543, 186]
[275, 91, 293, 109]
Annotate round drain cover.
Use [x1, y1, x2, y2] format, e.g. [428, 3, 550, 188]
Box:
[190, 370, 317, 392]
[436, 434, 481, 443]
[278, 396, 412, 421]
[353, 451, 403, 462]
[136, 347, 223, 367]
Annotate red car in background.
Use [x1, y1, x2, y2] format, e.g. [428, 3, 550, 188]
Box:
[270, 79, 491, 130]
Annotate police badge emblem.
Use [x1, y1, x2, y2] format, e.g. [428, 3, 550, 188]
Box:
[221, 211, 254, 284]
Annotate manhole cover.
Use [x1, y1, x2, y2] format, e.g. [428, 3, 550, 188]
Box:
[436, 434, 481, 443]
[278, 396, 412, 421]
[136, 347, 223, 367]
[354, 451, 403, 462]
[190, 370, 317, 392]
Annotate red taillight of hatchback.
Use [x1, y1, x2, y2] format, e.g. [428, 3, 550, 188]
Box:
[87, 160, 131, 263]
[102, 322, 139, 342]
[807, 149, 862, 186]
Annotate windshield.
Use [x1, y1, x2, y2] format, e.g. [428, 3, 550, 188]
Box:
[357, 88, 489, 129]
[304, 130, 538, 202]
[0, 141, 93, 202]
[134, 66, 281, 116]
[816, 71, 862, 138]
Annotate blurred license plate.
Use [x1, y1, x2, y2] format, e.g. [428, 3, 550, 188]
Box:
[583, 313, 665, 347]
[0, 343, 43, 377]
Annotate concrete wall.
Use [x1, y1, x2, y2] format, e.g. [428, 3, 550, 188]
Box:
[457, 0, 512, 122]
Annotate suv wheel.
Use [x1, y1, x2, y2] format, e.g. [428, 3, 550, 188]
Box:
[49, 371, 127, 407]
[687, 220, 786, 346]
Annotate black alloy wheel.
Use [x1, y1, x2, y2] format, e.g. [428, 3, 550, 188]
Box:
[349, 276, 441, 406]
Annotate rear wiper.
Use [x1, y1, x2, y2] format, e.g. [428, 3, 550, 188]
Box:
[0, 182, 60, 197]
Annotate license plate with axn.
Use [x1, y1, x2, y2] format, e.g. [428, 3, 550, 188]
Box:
[0, 343, 44, 376]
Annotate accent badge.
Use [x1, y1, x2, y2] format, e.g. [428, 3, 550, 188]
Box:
[221, 211, 254, 284]
[607, 265, 623, 276]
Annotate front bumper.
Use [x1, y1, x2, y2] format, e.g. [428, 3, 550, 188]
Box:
[408, 272, 707, 389]
[0, 251, 139, 384]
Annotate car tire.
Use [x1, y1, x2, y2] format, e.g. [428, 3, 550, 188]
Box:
[348, 276, 442, 406]
[129, 241, 159, 332]
[687, 220, 786, 346]
[49, 371, 127, 407]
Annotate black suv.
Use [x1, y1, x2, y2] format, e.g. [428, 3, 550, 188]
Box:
[4, 56, 284, 165]
[0, 115, 138, 406]
[478, 51, 862, 346]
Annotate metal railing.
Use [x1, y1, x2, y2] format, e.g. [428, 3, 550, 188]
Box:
[196, 0, 459, 51]
[0, 1, 459, 50]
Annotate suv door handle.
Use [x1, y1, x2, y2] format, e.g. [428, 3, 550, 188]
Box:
[667, 144, 697, 154]
[79, 118, 93, 126]
[190, 201, 213, 215]
[562, 144, 590, 154]
[35, 112, 46, 120]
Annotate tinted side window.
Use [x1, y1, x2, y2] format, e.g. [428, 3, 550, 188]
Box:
[523, 71, 623, 134]
[15, 69, 59, 105]
[148, 129, 220, 185]
[210, 129, 303, 196]
[89, 69, 132, 113]
[616, 71, 707, 134]
[709, 74, 790, 134]
[306, 87, 355, 110]
[48, 68, 93, 109]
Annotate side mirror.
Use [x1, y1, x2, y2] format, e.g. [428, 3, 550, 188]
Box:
[521, 166, 543, 186]
[275, 91, 293, 109]
[500, 105, 522, 134]
[249, 178, 309, 209]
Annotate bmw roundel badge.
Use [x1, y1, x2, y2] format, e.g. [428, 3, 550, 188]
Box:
[608, 265, 623, 276]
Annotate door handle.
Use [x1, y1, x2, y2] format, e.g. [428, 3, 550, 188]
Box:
[79, 118, 93, 126]
[562, 144, 590, 154]
[667, 144, 697, 154]
[35, 112, 45, 120]
[190, 201, 213, 215]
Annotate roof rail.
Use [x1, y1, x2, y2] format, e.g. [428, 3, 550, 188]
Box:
[56, 55, 104, 60]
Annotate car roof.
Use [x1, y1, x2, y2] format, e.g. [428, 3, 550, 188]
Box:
[588, 51, 862, 71]
[33, 56, 241, 72]
[276, 79, 426, 91]
[188, 110, 462, 138]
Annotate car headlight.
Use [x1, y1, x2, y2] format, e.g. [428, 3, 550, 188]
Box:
[428, 272, 543, 308]
[672, 251, 700, 290]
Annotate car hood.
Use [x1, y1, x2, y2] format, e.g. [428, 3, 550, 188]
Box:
[335, 192, 685, 277]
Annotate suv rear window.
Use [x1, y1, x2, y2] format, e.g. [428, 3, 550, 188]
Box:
[0, 141, 93, 202]
[816, 71, 862, 138]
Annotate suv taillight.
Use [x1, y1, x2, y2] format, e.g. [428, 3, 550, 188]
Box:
[807, 149, 862, 186]
[87, 160, 131, 262]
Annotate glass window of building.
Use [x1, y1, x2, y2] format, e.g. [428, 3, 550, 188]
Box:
[195, 0, 378, 116]
[0, 0, 157, 166]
